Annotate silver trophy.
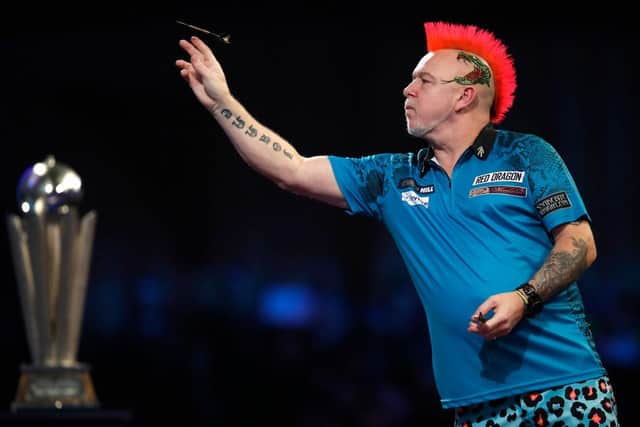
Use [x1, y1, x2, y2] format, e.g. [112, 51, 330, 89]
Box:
[6, 155, 99, 411]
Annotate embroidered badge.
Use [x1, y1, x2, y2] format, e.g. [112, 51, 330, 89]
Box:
[536, 192, 572, 217]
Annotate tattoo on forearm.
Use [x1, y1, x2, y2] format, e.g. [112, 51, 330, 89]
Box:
[259, 135, 270, 144]
[245, 125, 258, 137]
[231, 116, 245, 129]
[533, 236, 589, 301]
[216, 110, 295, 161]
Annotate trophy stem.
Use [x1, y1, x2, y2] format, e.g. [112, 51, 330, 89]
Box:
[58, 210, 97, 364]
[6, 215, 41, 365]
[24, 214, 53, 366]
[56, 208, 78, 364]
[46, 215, 62, 364]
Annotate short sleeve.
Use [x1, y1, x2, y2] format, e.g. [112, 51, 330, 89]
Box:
[528, 138, 591, 232]
[328, 154, 391, 220]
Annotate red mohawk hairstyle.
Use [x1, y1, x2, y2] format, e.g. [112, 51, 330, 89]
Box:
[424, 22, 517, 124]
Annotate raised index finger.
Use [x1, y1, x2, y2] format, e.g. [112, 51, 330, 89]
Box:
[190, 36, 215, 58]
[179, 39, 202, 57]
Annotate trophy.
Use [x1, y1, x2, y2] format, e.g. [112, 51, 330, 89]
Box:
[6, 155, 99, 411]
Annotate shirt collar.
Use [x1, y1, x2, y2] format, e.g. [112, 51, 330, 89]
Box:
[415, 124, 497, 177]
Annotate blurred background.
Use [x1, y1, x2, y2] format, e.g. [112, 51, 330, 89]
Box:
[1, 3, 638, 426]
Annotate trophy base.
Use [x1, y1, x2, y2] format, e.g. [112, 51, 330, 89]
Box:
[11, 363, 100, 412]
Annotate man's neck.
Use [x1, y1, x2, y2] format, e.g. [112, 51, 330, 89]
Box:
[428, 121, 490, 176]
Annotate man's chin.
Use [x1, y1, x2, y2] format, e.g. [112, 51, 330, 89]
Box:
[407, 127, 429, 138]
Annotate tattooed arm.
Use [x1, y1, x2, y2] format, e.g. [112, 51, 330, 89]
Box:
[176, 36, 347, 209]
[468, 219, 596, 340]
[529, 219, 597, 301]
[208, 96, 347, 209]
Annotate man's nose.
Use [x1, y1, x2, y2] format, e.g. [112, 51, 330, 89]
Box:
[403, 81, 416, 98]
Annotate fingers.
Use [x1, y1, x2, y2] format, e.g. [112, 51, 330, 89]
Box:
[179, 68, 190, 82]
[179, 37, 215, 61]
[468, 297, 506, 340]
[178, 39, 200, 57]
[190, 56, 208, 75]
[175, 59, 191, 70]
[468, 316, 491, 336]
[468, 314, 513, 340]
[467, 321, 502, 340]
[190, 36, 214, 57]
[175, 59, 197, 86]
[178, 39, 207, 74]
[474, 298, 496, 321]
[468, 299, 496, 326]
[177, 39, 212, 76]
[467, 293, 525, 340]
[175, 59, 193, 78]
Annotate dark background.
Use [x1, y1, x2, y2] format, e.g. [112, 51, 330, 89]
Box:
[1, 3, 638, 426]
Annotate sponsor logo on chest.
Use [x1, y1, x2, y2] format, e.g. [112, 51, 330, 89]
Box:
[472, 170, 525, 185]
[469, 186, 527, 198]
[398, 178, 435, 194]
[401, 191, 430, 208]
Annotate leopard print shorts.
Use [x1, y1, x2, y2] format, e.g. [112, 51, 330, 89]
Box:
[454, 376, 619, 426]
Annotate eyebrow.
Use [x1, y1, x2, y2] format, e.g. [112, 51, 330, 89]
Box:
[412, 71, 437, 80]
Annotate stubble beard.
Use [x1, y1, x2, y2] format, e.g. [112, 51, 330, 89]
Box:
[407, 125, 431, 138]
[406, 106, 454, 139]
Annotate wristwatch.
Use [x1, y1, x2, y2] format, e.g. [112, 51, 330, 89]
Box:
[516, 283, 543, 317]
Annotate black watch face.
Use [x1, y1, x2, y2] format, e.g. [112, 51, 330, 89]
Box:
[529, 300, 543, 314]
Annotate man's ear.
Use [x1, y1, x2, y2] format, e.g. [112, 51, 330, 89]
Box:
[455, 86, 477, 111]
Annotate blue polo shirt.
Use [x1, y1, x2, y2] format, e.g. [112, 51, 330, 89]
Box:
[328, 126, 605, 408]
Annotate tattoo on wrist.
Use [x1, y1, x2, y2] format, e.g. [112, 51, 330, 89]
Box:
[533, 236, 589, 301]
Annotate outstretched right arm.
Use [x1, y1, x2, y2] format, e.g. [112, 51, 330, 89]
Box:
[176, 36, 347, 209]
